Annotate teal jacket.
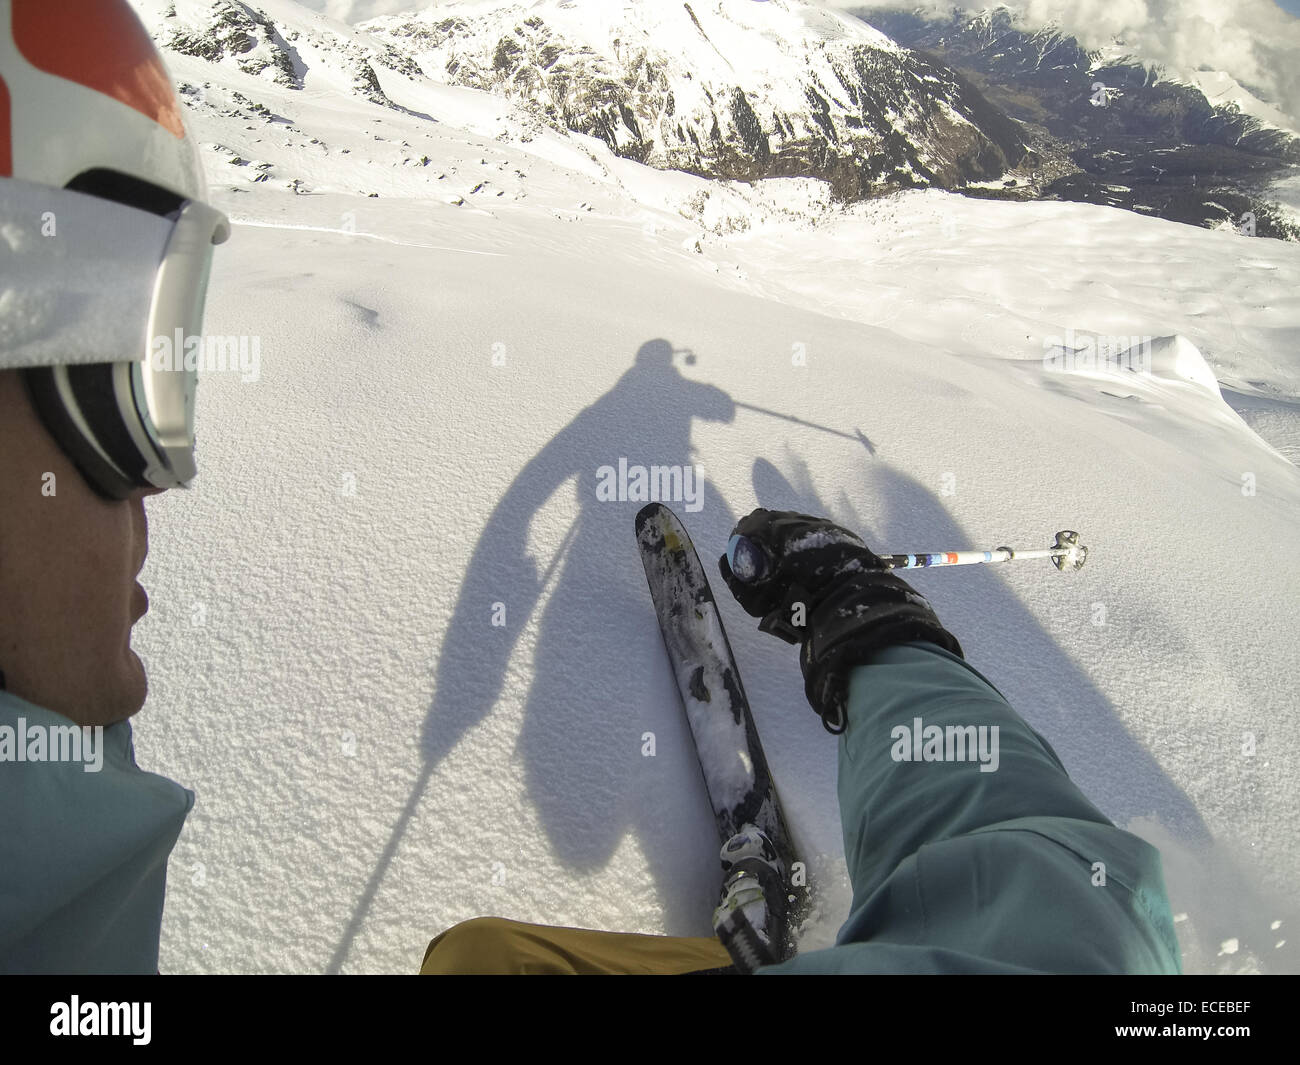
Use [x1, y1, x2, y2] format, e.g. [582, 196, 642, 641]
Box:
[759, 642, 1182, 973]
[0, 691, 193, 974]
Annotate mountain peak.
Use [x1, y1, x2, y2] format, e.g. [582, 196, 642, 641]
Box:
[356, 0, 1025, 198]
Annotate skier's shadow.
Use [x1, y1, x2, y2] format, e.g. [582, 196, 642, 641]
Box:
[747, 453, 1210, 842]
[328, 338, 743, 971]
[328, 341, 1212, 972]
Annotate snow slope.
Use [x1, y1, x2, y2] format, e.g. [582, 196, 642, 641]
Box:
[124, 0, 1300, 975]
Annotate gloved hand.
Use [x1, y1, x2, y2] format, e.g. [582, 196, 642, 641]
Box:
[719, 509, 963, 733]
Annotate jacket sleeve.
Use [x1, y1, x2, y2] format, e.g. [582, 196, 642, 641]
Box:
[0, 692, 193, 974]
[759, 641, 1181, 974]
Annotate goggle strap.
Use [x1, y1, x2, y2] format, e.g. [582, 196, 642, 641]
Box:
[23, 365, 139, 501]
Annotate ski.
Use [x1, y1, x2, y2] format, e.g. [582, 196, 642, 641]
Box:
[634, 502, 807, 969]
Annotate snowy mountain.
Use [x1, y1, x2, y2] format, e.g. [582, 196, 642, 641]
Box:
[853, 4, 1300, 239]
[116, 0, 1300, 976]
[150, 0, 1033, 198]
[157, 0, 421, 106]
[146, 0, 1300, 237]
[354, 0, 1035, 198]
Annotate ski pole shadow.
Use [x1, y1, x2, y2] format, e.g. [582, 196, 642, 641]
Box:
[747, 453, 1210, 843]
[327, 338, 744, 972]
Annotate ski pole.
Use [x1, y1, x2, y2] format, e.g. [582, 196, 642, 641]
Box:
[728, 530, 1087, 579]
[878, 530, 1087, 572]
[670, 345, 873, 452]
[733, 399, 867, 446]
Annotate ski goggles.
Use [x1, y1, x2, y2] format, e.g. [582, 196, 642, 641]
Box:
[0, 176, 230, 499]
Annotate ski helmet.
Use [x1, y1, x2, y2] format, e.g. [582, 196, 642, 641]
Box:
[0, 0, 230, 499]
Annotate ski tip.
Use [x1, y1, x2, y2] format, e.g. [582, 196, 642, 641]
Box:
[635, 501, 676, 530]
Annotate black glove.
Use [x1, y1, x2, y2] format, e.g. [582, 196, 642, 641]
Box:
[719, 509, 963, 733]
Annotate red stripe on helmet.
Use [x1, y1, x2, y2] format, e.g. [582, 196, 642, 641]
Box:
[0, 74, 10, 175]
[12, 0, 185, 139]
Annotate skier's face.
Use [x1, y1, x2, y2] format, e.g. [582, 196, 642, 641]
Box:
[0, 370, 158, 727]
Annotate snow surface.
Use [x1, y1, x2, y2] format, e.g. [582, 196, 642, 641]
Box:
[124, 0, 1300, 975]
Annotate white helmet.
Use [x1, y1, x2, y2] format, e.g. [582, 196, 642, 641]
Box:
[0, 0, 230, 498]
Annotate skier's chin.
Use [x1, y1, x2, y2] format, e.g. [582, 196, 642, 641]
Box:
[102, 644, 149, 726]
[34, 645, 147, 728]
[123, 646, 149, 719]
